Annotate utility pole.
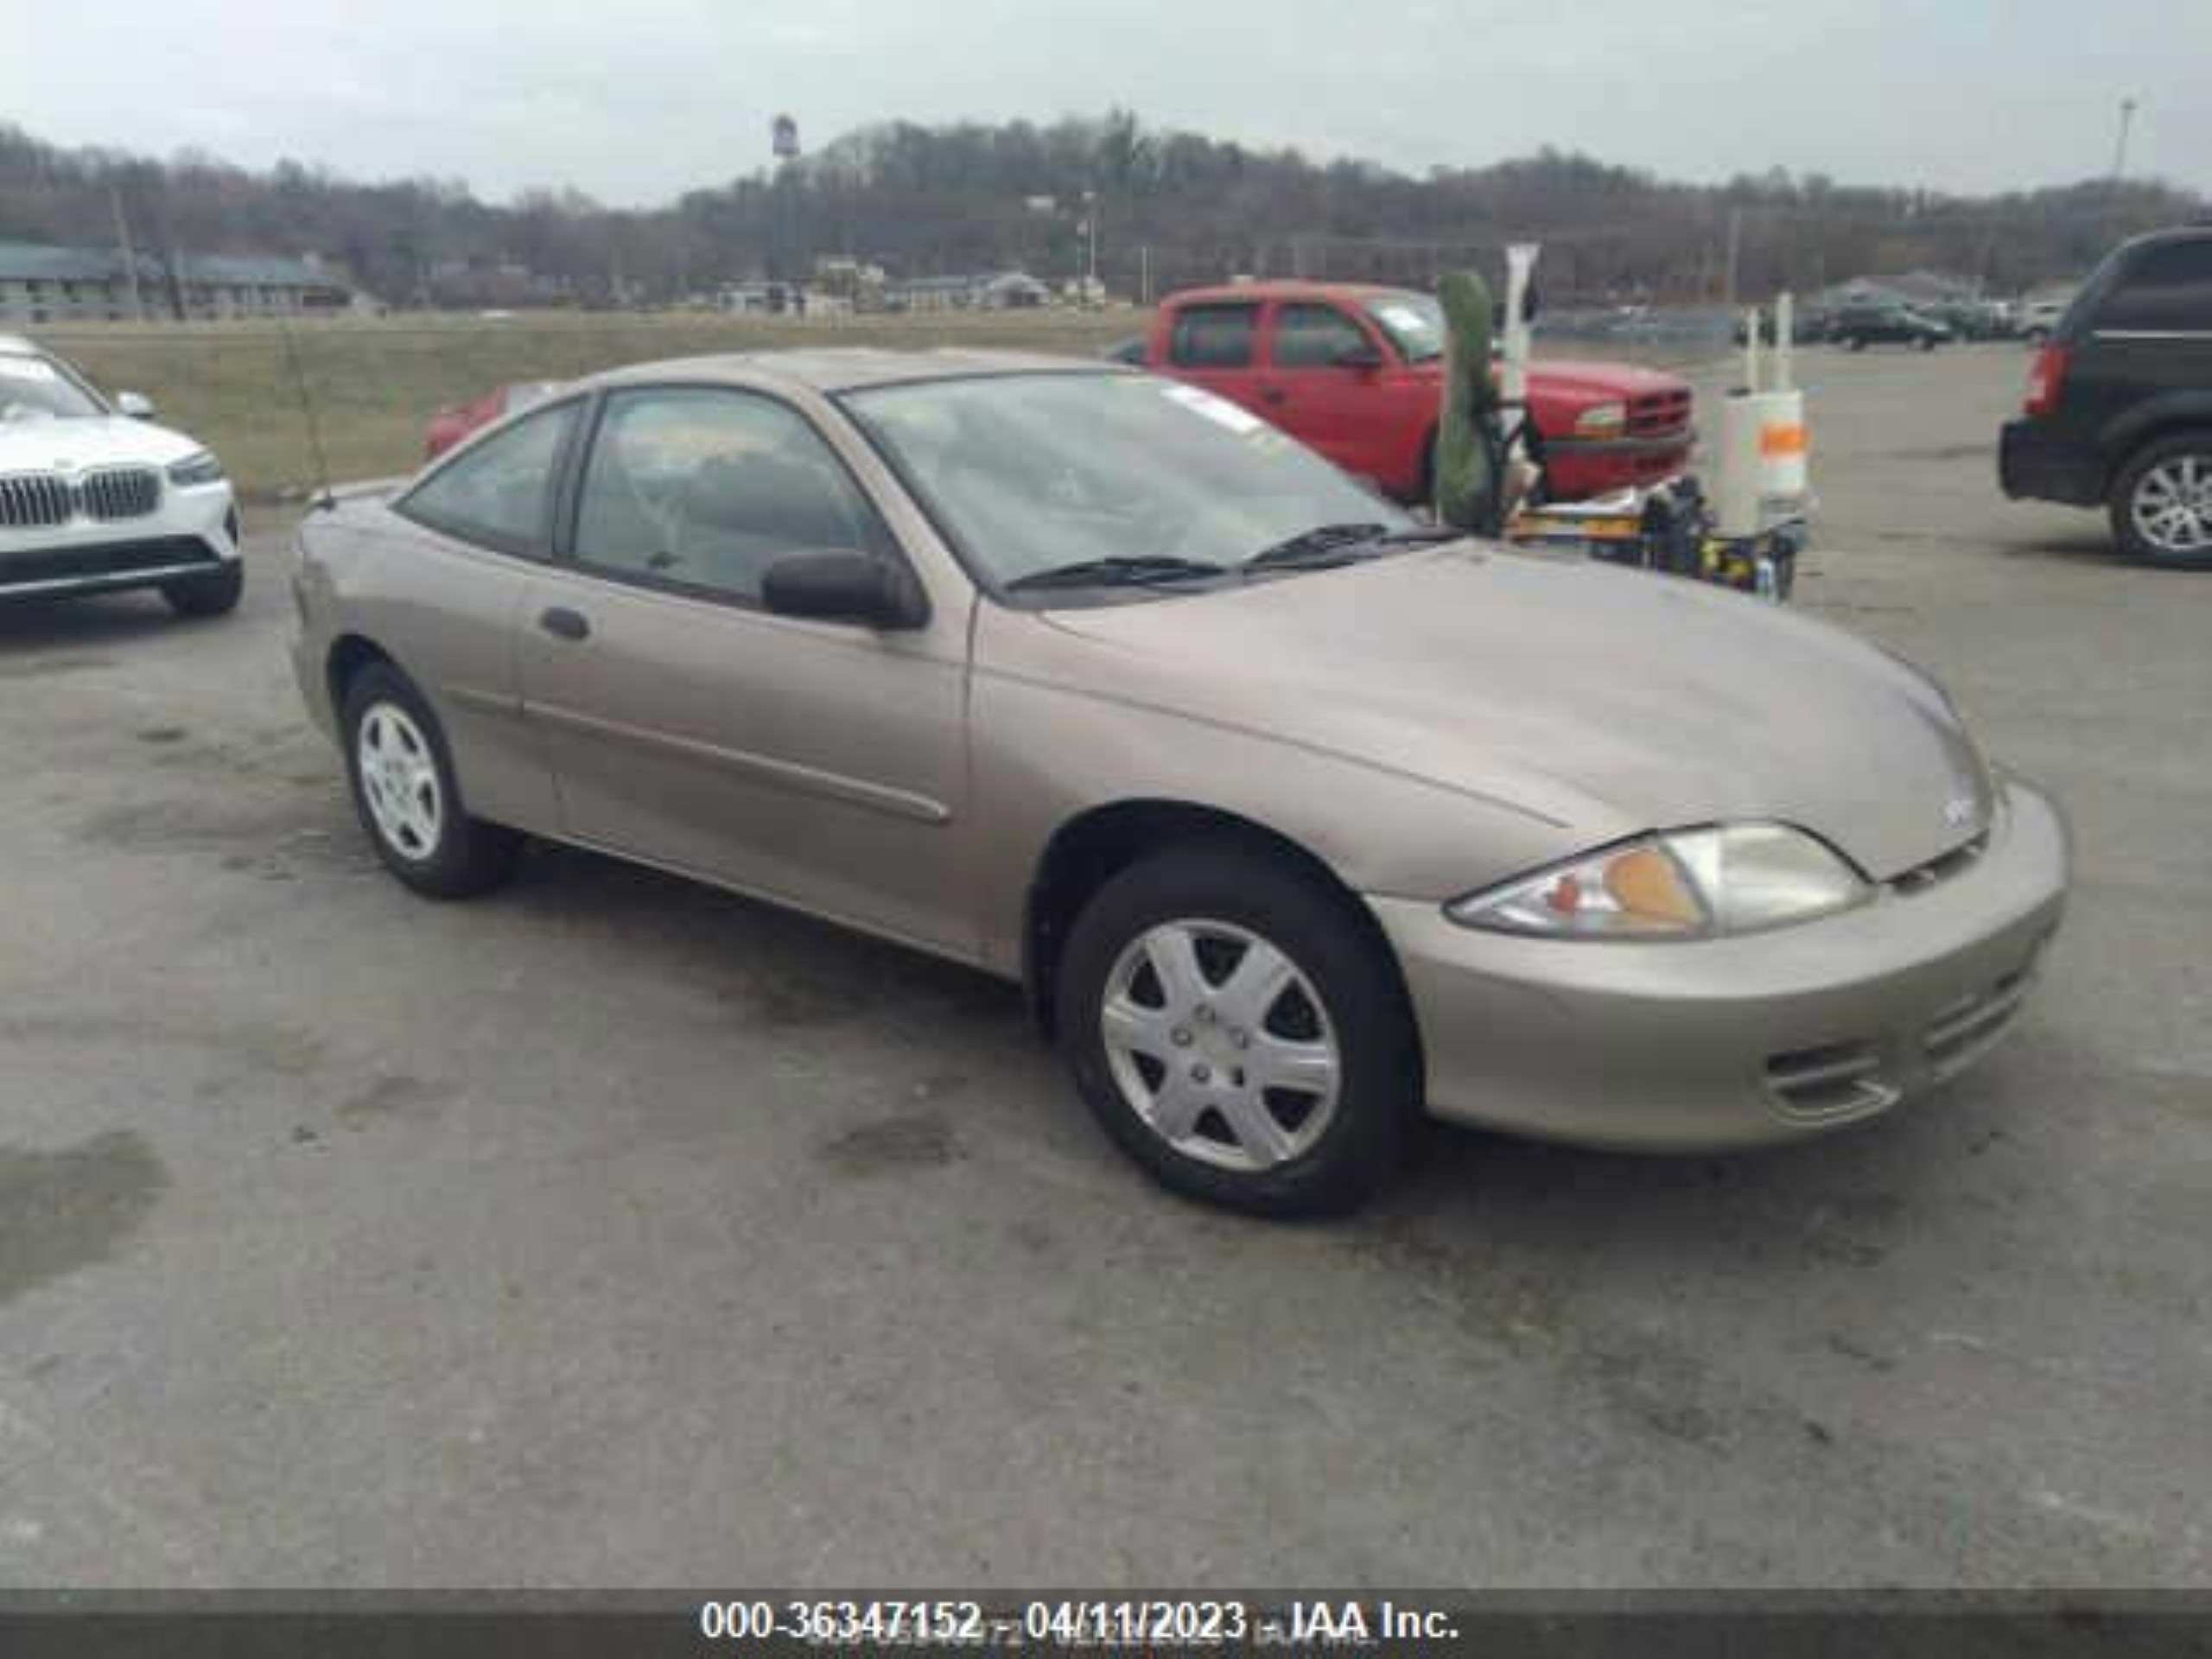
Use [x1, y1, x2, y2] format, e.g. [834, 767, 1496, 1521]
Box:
[1723, 205, 1744, 308]
[1140, 244, 1152, 307]
[107, 182, 146, 321]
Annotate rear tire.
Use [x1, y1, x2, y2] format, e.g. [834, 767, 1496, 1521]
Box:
[1845, 334, 1866, 353]
[162, 561, 243, 618]
[340, 662, 523, 898]
[1054, 841, 1421, 1217]
[2109, 430, 2212, 570]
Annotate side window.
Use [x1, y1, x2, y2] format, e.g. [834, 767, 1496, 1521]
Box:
[1168, 303, 1258, 369]
[2098, 241, 2212, 332]
[573, 388, 891, 605]
[399, 402, 576, 554]
[1271, 302, 1374, 368]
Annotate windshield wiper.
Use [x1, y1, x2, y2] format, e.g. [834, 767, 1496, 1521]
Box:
[1006, 555, 1227, 593]
[1241, 522, 1460, 574]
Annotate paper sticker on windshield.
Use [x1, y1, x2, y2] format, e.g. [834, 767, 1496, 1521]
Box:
[1161, 383, 1266, 435]
[1376, 305, 1427, 334]
[0, 357, 60, 383]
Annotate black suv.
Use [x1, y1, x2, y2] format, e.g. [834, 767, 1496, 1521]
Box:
[1830, 303, 1952, 351]
[2001, 227, 2212, 568]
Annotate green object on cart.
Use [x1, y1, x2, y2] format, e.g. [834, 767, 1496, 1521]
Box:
[1433, 270, 1502, 535]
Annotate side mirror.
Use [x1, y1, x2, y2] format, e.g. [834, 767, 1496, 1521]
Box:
[1332, 341, 1384, 371]
[762, 550, 928, 629]
[114, 391, 156, 421]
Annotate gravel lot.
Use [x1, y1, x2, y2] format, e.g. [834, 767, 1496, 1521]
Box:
[2, 343, 2206, 1588]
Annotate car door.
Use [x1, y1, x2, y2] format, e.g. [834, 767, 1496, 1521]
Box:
[378, 397, 582, 833]
[1162, 301, 1267, 421]
[514, 384, 975, 957]
[1260, 300, 1391, 479]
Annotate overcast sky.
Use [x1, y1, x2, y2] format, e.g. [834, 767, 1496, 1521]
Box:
[6, 0, 2207, 206]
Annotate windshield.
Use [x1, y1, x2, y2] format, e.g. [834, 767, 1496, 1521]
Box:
[1361, 291, 1447, 363]
[0, 352, 106, 422]
[842, 371, 1414, 595]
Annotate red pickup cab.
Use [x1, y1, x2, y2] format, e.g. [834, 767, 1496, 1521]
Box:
[1141, 282, 1694, 504]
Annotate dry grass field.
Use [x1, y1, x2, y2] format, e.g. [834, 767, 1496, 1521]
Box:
[27, 309, 1143, 501]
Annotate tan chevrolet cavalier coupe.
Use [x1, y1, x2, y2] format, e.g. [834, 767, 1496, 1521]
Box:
[290, 351, 2069, 1214]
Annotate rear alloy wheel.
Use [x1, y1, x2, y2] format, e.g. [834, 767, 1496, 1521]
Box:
[1057, 843, 1419, 1216]
[161, 560, 243, 618]
[2110, 434, 2212, 570]
[341, 663, 522, 898]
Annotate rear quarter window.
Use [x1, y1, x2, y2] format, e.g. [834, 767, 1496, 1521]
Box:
[2094, 239, 2212, 333]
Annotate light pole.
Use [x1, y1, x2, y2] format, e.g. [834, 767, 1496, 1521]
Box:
[2108, 97, 2138, 184]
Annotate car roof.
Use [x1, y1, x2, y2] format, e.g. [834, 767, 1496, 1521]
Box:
[1164, 280, 1426, 307]
[0, 333, 41, 356]
[581, 346, 1119, 397]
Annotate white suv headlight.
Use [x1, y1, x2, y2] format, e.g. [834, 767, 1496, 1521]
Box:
[167, 451, 225, 487]
[1449, 823, 1870, 940]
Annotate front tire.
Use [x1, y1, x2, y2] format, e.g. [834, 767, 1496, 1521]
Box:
[340, 663, 523, 898]
[2109, 431, 2212, 570]
[1055, 842, 1421, 1217]
[162, 561, 243, 618]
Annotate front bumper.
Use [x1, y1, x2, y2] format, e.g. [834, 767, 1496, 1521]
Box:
[1369, 777, 2069, 1151]
[1999, 420, 2102, 506]
[0, 482, 238, 601]
[1543, 430, 1696, 499]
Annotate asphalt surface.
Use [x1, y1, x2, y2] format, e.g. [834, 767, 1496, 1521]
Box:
[1, 343, 2206, 1588]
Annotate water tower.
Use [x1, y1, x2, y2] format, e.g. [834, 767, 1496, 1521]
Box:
[772, 114, 800, 162]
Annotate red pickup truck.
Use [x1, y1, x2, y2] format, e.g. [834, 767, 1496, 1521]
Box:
[1131, 281, 1695, 504]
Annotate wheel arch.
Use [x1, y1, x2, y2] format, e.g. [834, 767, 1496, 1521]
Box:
[1020, 798, 1419, 1056]
[325, 632, 402, 716]
[2101, 403, 2212, 493]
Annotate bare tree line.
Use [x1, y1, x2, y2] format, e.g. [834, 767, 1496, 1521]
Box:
[3, 111, 2201, 310]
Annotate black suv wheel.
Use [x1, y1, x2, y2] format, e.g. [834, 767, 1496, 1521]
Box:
[2110, 430, 2212, 570]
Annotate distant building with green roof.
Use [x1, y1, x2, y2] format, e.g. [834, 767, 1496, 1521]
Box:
[0, 239, 353, 324]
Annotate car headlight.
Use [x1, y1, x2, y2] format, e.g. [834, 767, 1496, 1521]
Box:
[167, 450, 225, 486]
[1448, 824, 1869, 940]
[1572, 402, 1627, 437]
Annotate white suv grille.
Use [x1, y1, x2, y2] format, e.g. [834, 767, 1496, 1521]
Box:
[0, 466, 162, 528]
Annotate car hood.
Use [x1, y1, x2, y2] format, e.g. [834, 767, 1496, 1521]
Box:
[1029, 544, 1995, 881]
[1525, 358, 1692, 404]
[0, 415, 207, 471]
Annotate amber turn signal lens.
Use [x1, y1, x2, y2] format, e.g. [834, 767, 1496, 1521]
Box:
[1603, 846, 1701, 925]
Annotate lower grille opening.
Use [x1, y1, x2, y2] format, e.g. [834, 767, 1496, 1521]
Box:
[1765, 1039, 1897, 1122]
[0, 536, 219, 593]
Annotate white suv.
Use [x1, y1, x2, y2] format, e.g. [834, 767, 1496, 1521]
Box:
[1, 335, 242, 616]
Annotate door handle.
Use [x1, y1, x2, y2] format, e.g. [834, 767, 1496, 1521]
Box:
[538, 606, 590, 642]
[1259, 385, 1288, 405]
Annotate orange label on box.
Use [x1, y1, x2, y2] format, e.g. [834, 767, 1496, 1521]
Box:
[1760, 423, 1809, 457]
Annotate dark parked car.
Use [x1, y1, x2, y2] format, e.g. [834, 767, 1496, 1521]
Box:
[1829, 303, 1952, 351]
[1999, 227, 2212, 568]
